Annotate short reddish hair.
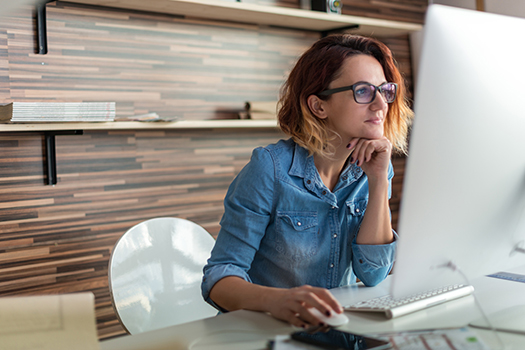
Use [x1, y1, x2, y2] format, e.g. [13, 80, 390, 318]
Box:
[278, 34, 413, 157]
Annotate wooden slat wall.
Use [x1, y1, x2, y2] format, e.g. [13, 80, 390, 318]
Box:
[0, 128, 287, 339]
[4, 2, 318, 119]
[0, 0, 425, 342]
[248, 0, 428, 22]
[341, 0, 427, 23]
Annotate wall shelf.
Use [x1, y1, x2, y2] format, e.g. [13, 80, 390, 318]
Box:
[0, 119, 279, 132]
[64, 0, 423, 37]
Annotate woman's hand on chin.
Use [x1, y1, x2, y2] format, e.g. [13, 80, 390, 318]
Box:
[347, 137, 392, 181]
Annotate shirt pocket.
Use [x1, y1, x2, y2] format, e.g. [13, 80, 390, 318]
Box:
[275, 211, 319, 261]
[346, 198, 368, 238]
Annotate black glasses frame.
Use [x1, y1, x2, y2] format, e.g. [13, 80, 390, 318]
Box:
[317, 82, 398, 104]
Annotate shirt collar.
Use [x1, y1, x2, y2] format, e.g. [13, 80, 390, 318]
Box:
[289, 142, 309, 179]
[289, 142, 363, 183]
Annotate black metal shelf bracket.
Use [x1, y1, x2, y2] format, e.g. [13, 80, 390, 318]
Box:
[44, 130, 83, 185]
[321, 24, 360, 38]
[36, 1, 54, 55]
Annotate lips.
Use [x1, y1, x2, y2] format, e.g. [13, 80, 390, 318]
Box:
[365, 118, 383, 125]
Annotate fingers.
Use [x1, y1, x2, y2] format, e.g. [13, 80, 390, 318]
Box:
[347, 138, 392, 182]
[348, 138, 391, 166]
[305, 286, 343, 314]
[279, 286, 343, 328]
[285, 309, 310, 328]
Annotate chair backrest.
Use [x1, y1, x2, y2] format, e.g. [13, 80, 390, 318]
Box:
[109, 217, 218, 334]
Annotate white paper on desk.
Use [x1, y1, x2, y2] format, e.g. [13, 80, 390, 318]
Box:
[0, 292, 100, 350]
[379, 327, 490, 350]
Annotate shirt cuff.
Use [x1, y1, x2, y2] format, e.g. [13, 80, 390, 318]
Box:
[352, 230, 398, 286]
[201, 264, 252, 312]
[353, 230, 398, 268]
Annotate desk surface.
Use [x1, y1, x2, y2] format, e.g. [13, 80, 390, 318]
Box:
[100, 270, 525, 350]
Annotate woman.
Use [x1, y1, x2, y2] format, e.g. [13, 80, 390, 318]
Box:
[201, 34, 413, 328]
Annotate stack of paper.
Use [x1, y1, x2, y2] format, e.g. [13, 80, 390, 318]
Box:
[0, 293, 100, 350]
[0, 102, 116, 123]
[115, 112, 178, 122]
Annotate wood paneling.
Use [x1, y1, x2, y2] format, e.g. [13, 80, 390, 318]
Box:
[3, 2, 318, 120]
[0, 0, 419, 342]
[0, 128, 286, 339]
[342, 0, 427, 24]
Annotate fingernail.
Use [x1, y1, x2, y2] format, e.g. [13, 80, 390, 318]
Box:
[349, 157, 354, 163]
[301, 324, 307, 329]
[320, 322, 326, 327]
[325, 311, 331, 317]
[346, 143, 352, 149]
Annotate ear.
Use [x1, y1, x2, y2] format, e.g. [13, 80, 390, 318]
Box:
[307, 95, 328, 120]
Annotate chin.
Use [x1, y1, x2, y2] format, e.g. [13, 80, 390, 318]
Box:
[362, 131, 384, 140]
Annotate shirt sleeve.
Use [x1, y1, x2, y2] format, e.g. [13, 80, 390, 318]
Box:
[351, 231, 398, 286]
[351, 161, 397, 287]
[201, 147, 275, 310]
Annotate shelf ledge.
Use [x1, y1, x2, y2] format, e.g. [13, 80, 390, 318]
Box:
[64, 0, 423, 37]
[0, 119, 279, 132]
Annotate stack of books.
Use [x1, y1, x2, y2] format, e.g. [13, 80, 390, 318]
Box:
[0, 102, 116, 123]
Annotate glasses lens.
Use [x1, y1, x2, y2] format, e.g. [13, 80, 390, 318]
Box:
[353, 84, 375, 103]
[380, 83, 397, 103]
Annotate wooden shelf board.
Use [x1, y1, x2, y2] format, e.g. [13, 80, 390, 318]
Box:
[64, 0, 422, 36]
[0, 119, 279, 132]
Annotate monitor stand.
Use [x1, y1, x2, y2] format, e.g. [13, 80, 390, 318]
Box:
[469, 305, 525, 335]
[469, 243, 525, 335]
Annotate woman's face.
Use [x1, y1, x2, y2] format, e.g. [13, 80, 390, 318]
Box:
[321, 54, 389, 142]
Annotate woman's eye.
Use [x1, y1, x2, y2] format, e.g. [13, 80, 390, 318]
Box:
[354, 86, 371, 98]
[355, 87, 368, 96]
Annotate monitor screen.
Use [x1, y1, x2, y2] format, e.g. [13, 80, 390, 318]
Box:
[391, 4, 525, 298]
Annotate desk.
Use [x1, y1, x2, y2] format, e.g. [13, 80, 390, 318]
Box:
[100, 272, 525, 350]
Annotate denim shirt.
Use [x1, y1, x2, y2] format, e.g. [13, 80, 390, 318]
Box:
[202, 138, 397, 310]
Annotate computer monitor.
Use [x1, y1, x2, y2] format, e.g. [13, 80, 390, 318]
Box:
[391, 4, 525, 299]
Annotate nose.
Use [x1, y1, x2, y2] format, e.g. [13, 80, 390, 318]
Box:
[370, 91, 389, 111]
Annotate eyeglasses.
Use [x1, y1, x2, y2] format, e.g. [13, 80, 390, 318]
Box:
[318, 82, 398, 104]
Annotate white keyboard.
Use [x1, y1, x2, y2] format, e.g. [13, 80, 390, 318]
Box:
[345, 284, 474, 319]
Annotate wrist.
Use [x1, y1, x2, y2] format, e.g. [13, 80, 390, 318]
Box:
[367, 176, 389, 191]
[259, 287, 281, 314]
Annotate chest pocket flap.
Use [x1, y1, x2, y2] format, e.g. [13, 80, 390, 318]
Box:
[278, 211, 318, 231]
[346, 198, 368, 217]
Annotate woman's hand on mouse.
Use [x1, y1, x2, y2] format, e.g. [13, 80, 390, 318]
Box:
[265, 285, 343, 328]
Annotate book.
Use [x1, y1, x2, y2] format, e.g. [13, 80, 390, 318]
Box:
[0, 102, 116, 123]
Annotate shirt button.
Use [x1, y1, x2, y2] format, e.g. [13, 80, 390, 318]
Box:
[322, 190, 327, 195]
[355, 208, 360, 213]
[330, 264, 334, 268]
[306, 180, 311, 184]
[297, 222, 301, 226]
[333, 234, 337, 238]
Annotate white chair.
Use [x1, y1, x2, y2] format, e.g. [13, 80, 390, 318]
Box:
[109, 217, 218, 334]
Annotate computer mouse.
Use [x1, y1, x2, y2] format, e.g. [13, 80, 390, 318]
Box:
[308, 308, 349, 327]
